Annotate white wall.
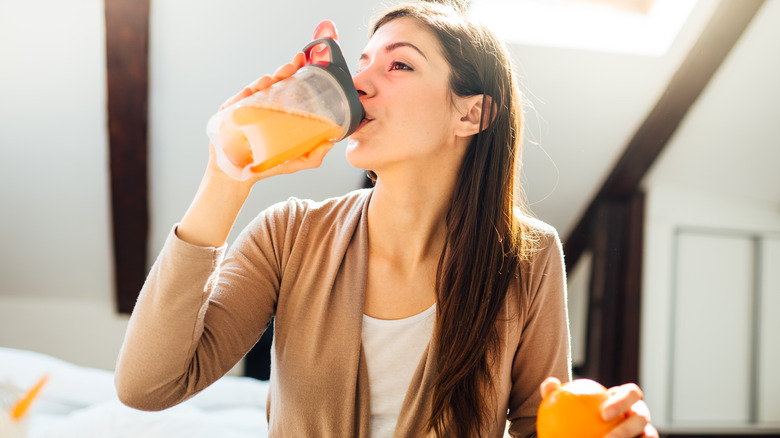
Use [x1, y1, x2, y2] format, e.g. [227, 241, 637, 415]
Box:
[0, 0, 389, 371]
[0, 0, 111, 302]
[0, 0, 119, 369]
[511, 0, 719, 239]
[641, 184, 780, 429]
[640, 0, 780, 430]
[146, 0, 392, 255]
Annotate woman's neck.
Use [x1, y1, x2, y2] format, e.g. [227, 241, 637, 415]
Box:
[366, 170, 455, 271]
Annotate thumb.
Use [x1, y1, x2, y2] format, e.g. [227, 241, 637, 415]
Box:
[309, 20, 338, 64]
[313, 19, 338, 41]
[540, 377, 562, 398]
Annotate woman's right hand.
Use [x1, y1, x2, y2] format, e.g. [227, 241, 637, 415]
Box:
[206, 19, 340, 186]
[205, 51, 334, 186]
[179, 20, 340, 247]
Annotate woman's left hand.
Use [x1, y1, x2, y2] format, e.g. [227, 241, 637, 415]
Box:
[600, 382, 658, 438]
[540, 377, 659, 438]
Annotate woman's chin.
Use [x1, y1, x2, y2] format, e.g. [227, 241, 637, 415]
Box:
[345, 139, 372, 170]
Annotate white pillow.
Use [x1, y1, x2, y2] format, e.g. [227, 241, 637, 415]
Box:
[30, 400, 268, 438]
[0, 347, 115, 414]
[0, 347, 269, 413]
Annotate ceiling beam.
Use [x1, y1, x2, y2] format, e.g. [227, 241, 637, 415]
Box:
[563, 0, 767, 270]
[105, 0, 151, 314]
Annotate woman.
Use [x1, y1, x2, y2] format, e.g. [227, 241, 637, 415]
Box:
[116, 1, 658, 436]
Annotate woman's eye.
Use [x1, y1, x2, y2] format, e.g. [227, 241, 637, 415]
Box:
[389, 61, 412, 71]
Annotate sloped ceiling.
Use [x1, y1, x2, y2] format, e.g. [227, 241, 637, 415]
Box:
[489, 0, 729, 239]
[644, 0, 780, 205]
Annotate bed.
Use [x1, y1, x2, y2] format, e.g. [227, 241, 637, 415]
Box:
[0, 347, 270, 438]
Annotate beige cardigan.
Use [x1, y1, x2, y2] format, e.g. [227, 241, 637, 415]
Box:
[115, 188, 571, 437]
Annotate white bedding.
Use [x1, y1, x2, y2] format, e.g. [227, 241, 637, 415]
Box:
[0, 347, 269, 438]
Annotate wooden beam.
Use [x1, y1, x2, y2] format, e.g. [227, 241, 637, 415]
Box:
[580, 201, 622, 384]
[604, 0, 766, 199]
[577, 193, 644, 387]
[616, 192, 644, 385]
[563, 0, 766, 271]
[565, 0, 766, 388]
[105, 0, 151, 314]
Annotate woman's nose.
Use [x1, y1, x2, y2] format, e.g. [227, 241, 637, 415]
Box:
[352, 67, 375, 99]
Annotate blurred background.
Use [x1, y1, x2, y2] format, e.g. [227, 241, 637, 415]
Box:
[1, 0, 778, 434]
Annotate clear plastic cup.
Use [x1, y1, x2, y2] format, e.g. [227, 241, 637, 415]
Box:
[207, 38, 363, 180]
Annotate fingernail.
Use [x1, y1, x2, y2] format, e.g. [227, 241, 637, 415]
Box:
[602, 406, 616, 421]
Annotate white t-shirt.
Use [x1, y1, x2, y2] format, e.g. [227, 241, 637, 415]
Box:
[362, 304, 437, 437]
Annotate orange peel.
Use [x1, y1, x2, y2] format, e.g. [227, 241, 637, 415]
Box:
[10, 375, 48, 421]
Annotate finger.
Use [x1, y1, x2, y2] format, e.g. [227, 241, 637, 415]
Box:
[221, 52, 306, 110]
[271, 64, 295, 81]
[309, 20, 338, 64]
[220, 88, 252, 110]
[273, 52, 306, 80]
[604, 402, 650, 438]
[253, 142, 334, 179]
[602, 383, 644, 421]
[643, 423, 660, 438]
[303, 141, 335, 162]
[247, 74, 275, 93]
[287, 142, 334, 171]
[220, 75, 274, 110]
[313, 19, 338, 41]
[539, 377, 561, 398]
[291, 51, 306, 70]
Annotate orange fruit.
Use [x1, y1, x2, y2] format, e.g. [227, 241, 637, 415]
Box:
[537, 379, 622, 438]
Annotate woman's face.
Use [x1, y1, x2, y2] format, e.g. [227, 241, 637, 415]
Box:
[346, 18, 463, 175]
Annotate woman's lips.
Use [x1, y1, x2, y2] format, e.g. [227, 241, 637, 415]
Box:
[355, 117, 373, 133]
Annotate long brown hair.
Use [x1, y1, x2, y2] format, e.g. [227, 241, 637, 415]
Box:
[373, 2, 535, 436]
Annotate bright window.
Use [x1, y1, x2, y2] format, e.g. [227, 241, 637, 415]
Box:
[469, 0, 700, 56]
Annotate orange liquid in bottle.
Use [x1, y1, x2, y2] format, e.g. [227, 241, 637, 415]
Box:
[218, 104, 342, 174]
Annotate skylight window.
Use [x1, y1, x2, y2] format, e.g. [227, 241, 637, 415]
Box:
[469, 0, 700, 56]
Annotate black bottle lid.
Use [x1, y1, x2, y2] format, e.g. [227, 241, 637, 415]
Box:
[303, 38, 365, 138]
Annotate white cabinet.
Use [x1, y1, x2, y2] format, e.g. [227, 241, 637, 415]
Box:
[758, 238, 780, 423]
[669, 231, 780, 426]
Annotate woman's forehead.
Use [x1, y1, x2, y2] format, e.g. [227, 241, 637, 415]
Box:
[363, 17, 442, 58]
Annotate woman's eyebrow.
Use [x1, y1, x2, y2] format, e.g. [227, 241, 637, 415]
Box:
[384, 41, 428, 60]
[359, 41, 428, 63]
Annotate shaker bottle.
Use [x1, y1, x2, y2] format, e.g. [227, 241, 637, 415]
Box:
[207, 38, 365, 180]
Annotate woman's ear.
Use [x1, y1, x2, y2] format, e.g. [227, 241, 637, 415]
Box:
[455, 94, 495, 137]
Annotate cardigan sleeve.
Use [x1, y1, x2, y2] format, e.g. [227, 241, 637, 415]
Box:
[115, 200, 300, 411]
[506, 226, 572, 437]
